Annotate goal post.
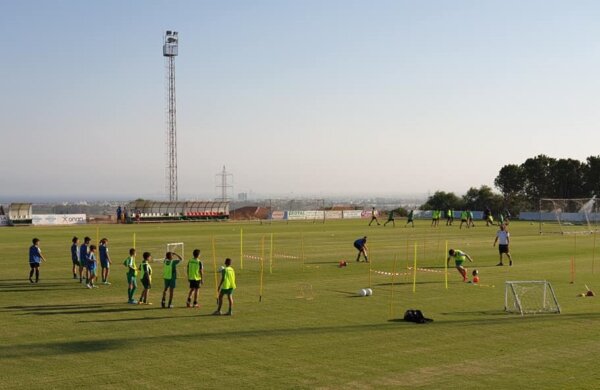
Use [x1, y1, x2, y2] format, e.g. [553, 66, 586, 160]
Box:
[538, 197, 599, 235]
[504, 281, 561, 315]
[166, 242, 184, 261]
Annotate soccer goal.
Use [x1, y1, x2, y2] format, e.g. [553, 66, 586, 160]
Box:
[538, 197, 599, 235]
[165, 242, 184, 261]
[504, 281, 561, 315]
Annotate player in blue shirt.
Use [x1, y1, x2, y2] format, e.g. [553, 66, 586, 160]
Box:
[87, 245, 99, 288]
[71, 236, 79, 280]
[79, 236, 91, 284]
[29, 238, 47, 283]
[99, 238, 112, 285]
[353, 236, 369, 262]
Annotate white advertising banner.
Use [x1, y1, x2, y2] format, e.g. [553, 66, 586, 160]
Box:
[32, 214, 87, 226]
[271, 211, 286, 220]
[0, 216, 8, 226]
[324, 210, 343, 219]
[342, 210, 363, 219]
[286, 211, 306, 220]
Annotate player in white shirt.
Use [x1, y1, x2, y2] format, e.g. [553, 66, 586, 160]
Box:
[493, 224, 513, 266]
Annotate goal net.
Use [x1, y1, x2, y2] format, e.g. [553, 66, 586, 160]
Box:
[504, 281, 560, 315]
[539, 197, 599, 234]
[164, 242, 184, 262]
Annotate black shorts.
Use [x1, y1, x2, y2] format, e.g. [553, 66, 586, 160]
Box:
[354, 244, 363, 251]
[142, 277, 151, 289]
[499, 244, 509, 254]
[72, 258, 79, 265]
[189, 280, 200, 289]
[29, 262, 39, 269]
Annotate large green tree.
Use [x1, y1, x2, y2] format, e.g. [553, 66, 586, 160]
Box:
[420, 191, 464, 210]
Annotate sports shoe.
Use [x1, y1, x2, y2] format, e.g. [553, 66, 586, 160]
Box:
[509, 260, 513, 266]
[92, 285, 99, 288]
[496, 263, 504, 266]
[73, 274, 77, 279]
[161, 301, 165, 308]
[186, 302, 191, 308]
[168, 304, 174, 309]
[138, 301, 144, 305]
[129, 300, 138, 305]
[86, 284, 92, 289]
[193, 303, 199, 308]
[225, 311, 232, 316]
[103, 281, 111, 285]
[29, 278, 34, 284]
[212, 310, 222, 316]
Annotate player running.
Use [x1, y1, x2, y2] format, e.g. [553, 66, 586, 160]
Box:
[447, 249, 474, 282]
[405, 210, 415, 227]
[383, 210, 396, 227]
[369, 207, 381, 226]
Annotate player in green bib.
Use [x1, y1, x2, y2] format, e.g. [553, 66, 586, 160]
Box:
[186, 249, 203, 308]
[405, 210, 415, 227]
[213, 258, 236, 316]
[447, 249, 474, 282]
[123, 248, 138, 304]
[161, 251, 182, 308]
[459, 210, 469, 229]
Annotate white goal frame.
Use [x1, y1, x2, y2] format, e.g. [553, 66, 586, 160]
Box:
[165, 242, 184, 261]
[504, 280, 561, 315]
[538, 197, 599, 235]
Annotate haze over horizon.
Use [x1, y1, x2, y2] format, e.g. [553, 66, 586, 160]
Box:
[2, 1, 600, 200]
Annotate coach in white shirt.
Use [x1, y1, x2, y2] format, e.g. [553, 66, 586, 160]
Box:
[493, 224, 513, 266]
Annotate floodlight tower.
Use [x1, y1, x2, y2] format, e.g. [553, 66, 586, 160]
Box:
[163, 30, 179, 201]
[216, 166, 233, 201]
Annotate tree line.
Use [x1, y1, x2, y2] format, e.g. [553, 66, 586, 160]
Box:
[421, 155, 600, 215]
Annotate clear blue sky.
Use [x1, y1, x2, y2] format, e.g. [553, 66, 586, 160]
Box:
[2, 0, 600, 200]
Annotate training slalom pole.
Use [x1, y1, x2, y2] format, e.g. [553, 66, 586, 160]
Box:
[212, 236, 219, 304]
[259, 236, 265, 302]
[423, 237, 426, 264]
[390, 254, 397, 319]
[96, 226, 100, 246]
[593, 232, 597, 274]
[301, 233, 306, 272]
[133, 232, 136, 250]
[240, 228, 244, 270]
[444, 240, 448, 289]
[570, 257, 575, 284]
[269, 232, 274, 274]
[368, 246, 372, 289]
[413, 242, 417, 293]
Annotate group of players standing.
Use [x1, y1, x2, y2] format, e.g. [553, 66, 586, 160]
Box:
[368, 207, 510, 230]
[28, 236, 237, 315]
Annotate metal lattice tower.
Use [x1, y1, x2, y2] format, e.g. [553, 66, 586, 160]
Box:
[163, 31, 179, 201]
[216, 166, 233, 201]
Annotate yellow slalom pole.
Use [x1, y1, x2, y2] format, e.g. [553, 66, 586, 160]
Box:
[240, 228, 244, 270]
[444, 240, 448, 289]
[96, 226, 99, 246]
[390, 254, 397, 319]
[260, 236, 265, 302]
[413, 242, 417, 293]
[423, 238, 426, 263]
[212, 236, 219, 304]
[133, 232, 136, 250]
[269, 232, 274, 274]
[593, 232, 597, 274]
[301, 233, 306, 271]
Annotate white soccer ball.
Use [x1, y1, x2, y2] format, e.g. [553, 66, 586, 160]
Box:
[359, 289, 367, 297]
[366, 288, 373, 296]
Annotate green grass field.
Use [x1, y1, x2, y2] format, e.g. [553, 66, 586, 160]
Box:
[2, 220, 600, 389]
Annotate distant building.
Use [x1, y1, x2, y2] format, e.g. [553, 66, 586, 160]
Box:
[238, 192, 248, 201]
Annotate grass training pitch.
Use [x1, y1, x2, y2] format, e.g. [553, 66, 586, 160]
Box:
[1, 220, 600, 389]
